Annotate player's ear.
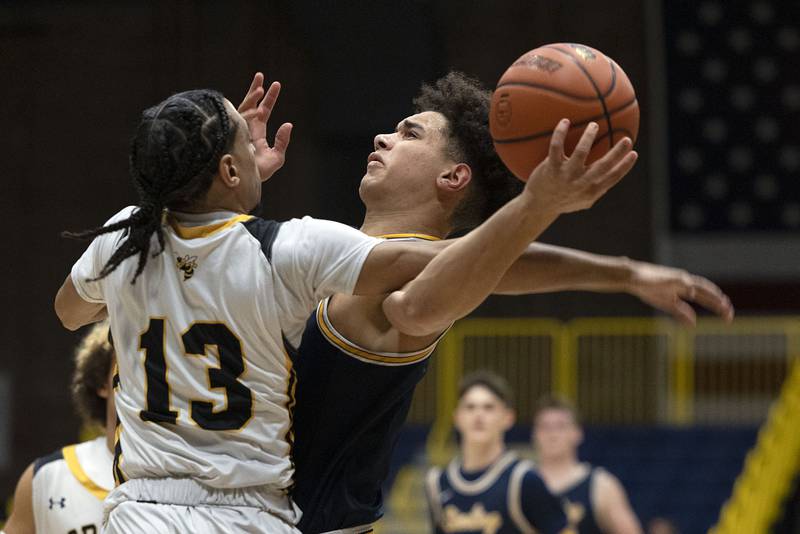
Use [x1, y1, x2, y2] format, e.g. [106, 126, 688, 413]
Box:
[437, 163, 472, 193]
[575, 425, 584, 446]
[218, 154, 240, 188]
[503, 407, 516, 431]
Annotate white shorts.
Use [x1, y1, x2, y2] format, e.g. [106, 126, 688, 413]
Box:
[104, 478, 301, 534]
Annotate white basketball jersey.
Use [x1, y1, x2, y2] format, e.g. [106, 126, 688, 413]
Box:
[31, 437, 113, 534]
[70, 207, 380, 490]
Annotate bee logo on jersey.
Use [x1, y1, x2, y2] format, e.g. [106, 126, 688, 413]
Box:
[176, 255, 198, 280]
[564, 500, 586, 526]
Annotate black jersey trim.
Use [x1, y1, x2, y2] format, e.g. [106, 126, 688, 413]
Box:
[242, 218, 282, 262]
[33, 449, 64, 476]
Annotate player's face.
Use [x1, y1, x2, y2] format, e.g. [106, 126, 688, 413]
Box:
[454, 386, 514, 447]
[532, 408, 582, 460]
[223, 100, 262, 211]
[359, 111, 457, 213]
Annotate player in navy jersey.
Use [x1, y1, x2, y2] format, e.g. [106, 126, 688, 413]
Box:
[426, 372, 570, 534]
[289, 72, 733, 533]
[533, 397, 642, 534]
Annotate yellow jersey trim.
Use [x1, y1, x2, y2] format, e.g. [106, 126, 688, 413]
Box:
[377, 233, 441, 241]
[62, 445, 110, 501]
[169, 214, 254, 239]
[315, 298, 442, 365]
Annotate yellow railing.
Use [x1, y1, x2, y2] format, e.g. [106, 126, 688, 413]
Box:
[420, 316, 800, 461]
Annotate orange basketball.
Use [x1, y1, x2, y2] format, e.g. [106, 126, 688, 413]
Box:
[490, 43, 639, 181]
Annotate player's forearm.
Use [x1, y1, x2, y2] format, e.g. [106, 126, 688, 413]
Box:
[494, 243, 635, 295]
[383, 192, 559, 336]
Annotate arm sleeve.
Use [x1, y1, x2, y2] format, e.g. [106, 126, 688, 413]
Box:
[519, 470, 569, 534]
[69, 206, 138, 303]
[271, 216, 382, 301]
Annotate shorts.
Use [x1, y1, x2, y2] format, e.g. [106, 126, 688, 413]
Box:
[104, 478, 302, 533]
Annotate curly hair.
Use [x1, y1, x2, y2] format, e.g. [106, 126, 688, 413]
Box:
[413, 71, 522, 233]
[63, 89, 237, 283]
[71, 321, 114, 426]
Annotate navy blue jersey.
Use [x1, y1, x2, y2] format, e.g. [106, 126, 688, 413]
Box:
[291, 296, 443, 533]
[426, 452, 569, 534]
[556, 466, 602, 534]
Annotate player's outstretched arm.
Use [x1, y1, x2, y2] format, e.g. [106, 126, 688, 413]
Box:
[54, 275, 107, 331]
[494, 243, 734, 325]
[380, 119, 637, 336]
[3, 463, 36, 534]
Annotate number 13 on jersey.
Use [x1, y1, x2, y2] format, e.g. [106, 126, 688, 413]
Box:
[138, 318, 253, 431]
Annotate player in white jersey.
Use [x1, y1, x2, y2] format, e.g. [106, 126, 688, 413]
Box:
[52, 74, 641, 532]
[3, 322, 115, 534]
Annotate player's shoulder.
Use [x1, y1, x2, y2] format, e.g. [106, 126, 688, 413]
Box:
[590, 465, 622, 491]
[104, 205, 139, 226]
[239, 216, 283, 261]
[32, 446, 67, 477]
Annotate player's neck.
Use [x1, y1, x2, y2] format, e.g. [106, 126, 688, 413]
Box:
[538, 453, 579, 475]
[460, 440, 507, 472]
[360, 209, 450, 239]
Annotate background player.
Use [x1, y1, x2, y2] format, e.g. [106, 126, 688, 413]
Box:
[289, 72, 733, 533]
[533, 396, 642, 534]
[2, 322, 115, 534]
[53, 71, 637, 532]
[426, 371, 570, 534]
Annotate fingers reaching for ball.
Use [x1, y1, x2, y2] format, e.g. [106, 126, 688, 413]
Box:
[524, 121, 638, 215]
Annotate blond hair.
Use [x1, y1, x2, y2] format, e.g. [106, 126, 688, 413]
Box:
[70, 321, 114, 425]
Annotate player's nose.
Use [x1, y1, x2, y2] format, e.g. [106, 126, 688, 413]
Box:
[374, 133, 391, 151]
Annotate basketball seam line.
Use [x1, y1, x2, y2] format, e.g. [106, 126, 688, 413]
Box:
[492, 97, 637, 144]
[546, 45, 615, 150]
[494, 82, 600, 101]
[495, 53, 618, 100]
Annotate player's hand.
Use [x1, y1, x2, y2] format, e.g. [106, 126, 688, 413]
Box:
[238, 72, 293, 182]
[524, 119, 637, 214]
[626, 261, 735, 325]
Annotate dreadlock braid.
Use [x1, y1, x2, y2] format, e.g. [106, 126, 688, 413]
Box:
[63, 89, 237, 283]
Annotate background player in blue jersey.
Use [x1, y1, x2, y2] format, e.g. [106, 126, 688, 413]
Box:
[426, 372, 571, 534]
[288, 72, 733, 533]
[533, 397, 642, 534]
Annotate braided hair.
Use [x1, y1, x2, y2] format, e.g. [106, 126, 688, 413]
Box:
[64, 89, 237, 283]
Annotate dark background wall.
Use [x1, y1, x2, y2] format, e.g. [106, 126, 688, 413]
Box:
[0, 0, 652, 497]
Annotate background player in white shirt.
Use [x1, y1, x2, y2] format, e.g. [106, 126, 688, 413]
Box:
[3, 322, 115, 534]
[52, 73, 638, 533]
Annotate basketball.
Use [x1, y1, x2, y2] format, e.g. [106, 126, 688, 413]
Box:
[490, 43, 639, 181]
